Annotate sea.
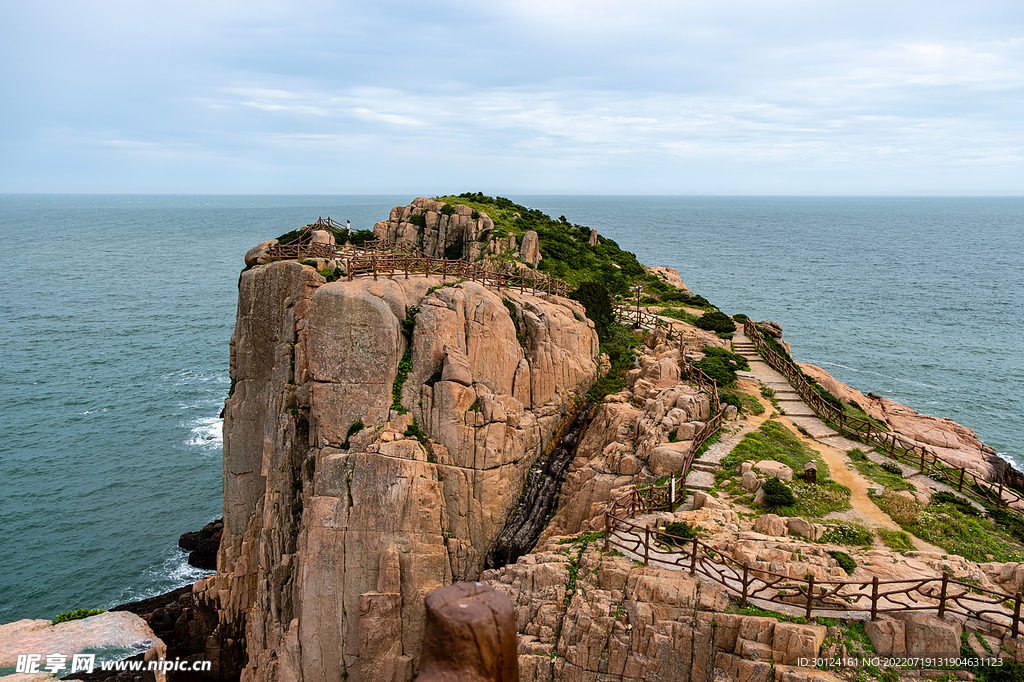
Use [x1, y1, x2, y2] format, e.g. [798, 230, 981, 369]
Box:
[1, 194, 1021, 627]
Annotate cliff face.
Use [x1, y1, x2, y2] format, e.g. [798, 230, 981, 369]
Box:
[199, 255, 599, 682]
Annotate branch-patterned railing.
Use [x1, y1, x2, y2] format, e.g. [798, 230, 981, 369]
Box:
[603, 497, 1024, 635]
[742, 320, 1024, 515]
[266, 235, 571, 297]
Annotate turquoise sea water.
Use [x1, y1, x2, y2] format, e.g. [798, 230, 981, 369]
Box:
[1, 194, 1020, 624]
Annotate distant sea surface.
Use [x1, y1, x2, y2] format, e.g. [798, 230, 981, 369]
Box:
[1, 194, 1021, 624]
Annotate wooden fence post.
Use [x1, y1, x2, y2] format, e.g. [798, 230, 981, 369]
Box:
[604, 511, 611, 552]
[805, 574, 815, 621]
[643, 525, 651, 566]
[998, 481, 1005, 507]
[690, 537, 698, 576]
[871, 576, 879, 621]
[958, 468, 966, 492]
[741, 563, 749, 607]
[938, 573, 948, 619]
[1014, 593, 1022, 639]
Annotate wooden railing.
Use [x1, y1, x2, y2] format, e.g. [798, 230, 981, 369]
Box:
[266, 237, 571, 298]
[613, 306, 684, 340]
[742, 320, 1024, 515]
[602, 500, 1024, 634]
[607, 304, 729, 510]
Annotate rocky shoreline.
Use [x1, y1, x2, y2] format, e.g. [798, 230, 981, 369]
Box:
[4, 195, 1020, 682]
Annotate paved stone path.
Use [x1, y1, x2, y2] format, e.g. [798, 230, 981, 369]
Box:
[730, 331, 949, 551]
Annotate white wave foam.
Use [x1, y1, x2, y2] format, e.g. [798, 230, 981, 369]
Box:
[108, 547, 214, 610]
[187, 416, 223, 448]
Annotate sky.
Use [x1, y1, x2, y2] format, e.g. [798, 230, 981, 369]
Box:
[1, 0, 1022, 195]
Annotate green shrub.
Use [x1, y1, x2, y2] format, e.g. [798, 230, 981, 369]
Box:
[53, 609, 105, 624]
[877, 529, 916, 552]
[848, 448, 868, 461]
[587, 323, 642, 401]
[276, 228, 305, 244]
[571, 281, 614, 341]
[391, 350, 413, 414]
[827, 550, 857, 574]
[719, 392, 742, 412]
[343, 419, 364, 449]
[931, 491, 981, 516]
[762, 477, 796, 509]
[820, 522, 874, 546]
[348, 229, 376, 247]
[660, 521, 699, 545]
[695, 311, 736, 334]
[702, 346, 750, 371]
[880, 461, 903, 477]
[444, 240, 464, 260]
[408, 213, 427, 227]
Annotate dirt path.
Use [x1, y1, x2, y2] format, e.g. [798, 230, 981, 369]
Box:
[780, 415, 946, 554]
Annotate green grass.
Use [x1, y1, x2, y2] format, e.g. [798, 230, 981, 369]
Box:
[657, 306, 700, 325]
[722, 420, 824, 476]
[819, 522, 874, 547]
[877, 529, 916, 552]
[730, 604, 807, 624]
[720, 420, 851, 517]
[872, 491, 1024, 561]
[771, 481, 852, 518]
[721, 389, 765, 416]
[847, 455, 916, 492]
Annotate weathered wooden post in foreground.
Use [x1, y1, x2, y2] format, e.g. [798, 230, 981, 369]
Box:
[414, 582, 519, 682]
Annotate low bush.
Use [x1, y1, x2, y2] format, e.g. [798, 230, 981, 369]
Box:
[696, 311, 736, 334]
[571, 281, 614, 341]
[827, 550, 857, 574]
[880, 461, 903, 477]
[762, 477, 796, 509]
[931, 491, 981, 516]
[348, 229, 376, 247]
[660, 521, 699, 545]
[53, 609, 105, 624]
[342, 419, 364, 449]
[820, 522, 874, 546]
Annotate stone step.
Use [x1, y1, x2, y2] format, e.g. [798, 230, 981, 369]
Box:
[817, 435, 870, 453]
[684, 469, 716, 492]
[691, 461, 719, 473]
[786, 416, 838, 439]
[776, 400, 815, 416]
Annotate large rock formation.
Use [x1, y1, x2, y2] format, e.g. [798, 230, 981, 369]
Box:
[199, 257, 599, 682]
[373, 198, 520, 263]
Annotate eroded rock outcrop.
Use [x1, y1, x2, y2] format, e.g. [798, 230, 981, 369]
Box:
[201, 258, 599, 682]
[373, 198, 520, 263]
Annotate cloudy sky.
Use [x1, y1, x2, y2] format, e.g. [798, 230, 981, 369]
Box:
[1, 1, 1021, 194]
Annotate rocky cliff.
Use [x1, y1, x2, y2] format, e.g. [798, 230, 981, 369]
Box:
[373, 197, 519, 262]
[197, 244, 599, 682]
